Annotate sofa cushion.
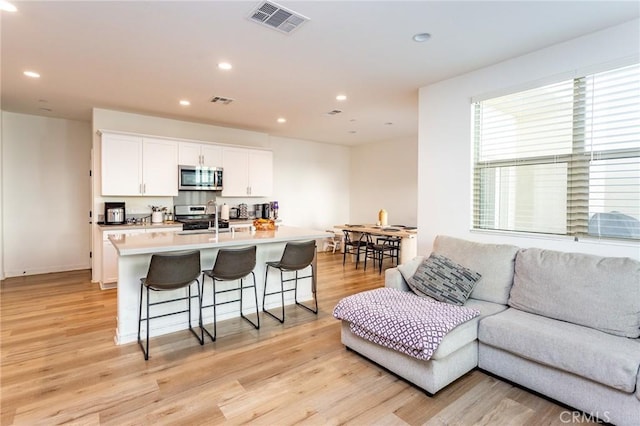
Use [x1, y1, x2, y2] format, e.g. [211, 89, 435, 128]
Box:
[406, 254, 482, 305]
[397, 255, 424, 284]
[479, 308, 640, 393]
[433, 235, 520, 305]
[433, 299, 507, 360]
[508, 248, 640, 338]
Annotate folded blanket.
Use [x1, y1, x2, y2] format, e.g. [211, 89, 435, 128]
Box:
[333, 288, 480, 360]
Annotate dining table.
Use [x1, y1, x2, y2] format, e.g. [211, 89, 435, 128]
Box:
[333, 224, 418, 264]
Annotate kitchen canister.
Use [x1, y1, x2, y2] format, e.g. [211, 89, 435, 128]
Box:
[151, 211, 164, 223]
[378, 209, 388, 226]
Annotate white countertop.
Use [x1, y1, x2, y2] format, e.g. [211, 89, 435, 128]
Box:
[109, 226, 332, 256]
[98, 222, 183, 231]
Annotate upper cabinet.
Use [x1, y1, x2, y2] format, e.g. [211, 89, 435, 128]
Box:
[101, 133, 178, 196]
[178, 142, 222, 168]
[222, 147, 273, 197]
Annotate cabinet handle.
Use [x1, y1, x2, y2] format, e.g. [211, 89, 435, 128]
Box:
[247, 186, 251, 195]
[140, 183, 143, 194]
[143, 183, 146, 194]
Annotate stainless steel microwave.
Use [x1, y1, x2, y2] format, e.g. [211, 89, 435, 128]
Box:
[178, 165, 223, 191]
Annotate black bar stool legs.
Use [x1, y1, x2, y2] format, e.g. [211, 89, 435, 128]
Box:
[137, 250, 204, 361]
[201, 246, 260, 342]
[263, 269, 286, 323]
[263, 240, 318, 323]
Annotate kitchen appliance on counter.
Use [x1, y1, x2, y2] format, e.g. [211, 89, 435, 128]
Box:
[104, 202, 126, 225]
[178, 165, 223, 191]
[255, 203, 271, 219]
[174, 204, 230, 231]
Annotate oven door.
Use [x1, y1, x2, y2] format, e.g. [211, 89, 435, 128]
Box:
[178, 166, 223, 190]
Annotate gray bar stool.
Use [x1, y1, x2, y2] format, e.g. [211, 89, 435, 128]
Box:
[201, 246, 259, 341]
[263, 240, 317, 323]
[138, 250, 203, 361]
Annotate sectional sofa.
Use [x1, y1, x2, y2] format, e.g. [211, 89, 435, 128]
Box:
[338, 235, 640, 426]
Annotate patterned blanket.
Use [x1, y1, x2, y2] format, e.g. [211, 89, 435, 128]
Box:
[333, 288, 480, 360]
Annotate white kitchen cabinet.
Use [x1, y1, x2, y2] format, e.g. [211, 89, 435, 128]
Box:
[142, 138, 179, 196]
[101, 226, 181, 289]
[101, 228, 145, 288]
[222, 147, 273, 197]
[101, 133, 143, 196]
[178, 142, 222, 168]
[101, 133, 178, 196]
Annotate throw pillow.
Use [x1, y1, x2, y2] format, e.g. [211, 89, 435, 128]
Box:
[407, 253, 482, 305]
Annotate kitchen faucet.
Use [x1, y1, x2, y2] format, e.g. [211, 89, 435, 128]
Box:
[206, 199, 219, 236]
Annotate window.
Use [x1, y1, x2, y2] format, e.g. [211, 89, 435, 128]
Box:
[473, 63, 640, 240]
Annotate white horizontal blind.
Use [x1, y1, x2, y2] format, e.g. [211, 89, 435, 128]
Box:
[473, 63, 640, 240]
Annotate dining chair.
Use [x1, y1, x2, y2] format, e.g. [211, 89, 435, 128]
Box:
[370, 236, 401, 274]
[342, 230, 368, 269]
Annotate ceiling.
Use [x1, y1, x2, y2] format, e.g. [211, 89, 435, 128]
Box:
[2, 1, 638, 146]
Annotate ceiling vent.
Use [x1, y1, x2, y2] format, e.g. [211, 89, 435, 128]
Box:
[248, 1, 309, 34]
[210, 96, 235, 105]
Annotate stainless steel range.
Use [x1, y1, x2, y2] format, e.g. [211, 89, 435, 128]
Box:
[174, 204, 229, 231]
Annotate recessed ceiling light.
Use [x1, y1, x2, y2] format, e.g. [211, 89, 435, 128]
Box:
[23, 70, 40, 78]
[412, 32, 431, 42]
[336, 94, 347, 101]
[218, 62, 232, 70]
[277, 118, 286, 123]
[0, 1, 17, 12]
[179, 100, 190, 106]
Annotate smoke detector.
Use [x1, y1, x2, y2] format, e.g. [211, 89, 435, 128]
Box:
[210, 96, 235, 105]
[248, 1, 309, 34]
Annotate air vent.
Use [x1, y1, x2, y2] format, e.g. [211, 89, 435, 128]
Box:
[326, 109, 342, 116]
[248, 1, 309, 34]
[210, 96, 235, 105]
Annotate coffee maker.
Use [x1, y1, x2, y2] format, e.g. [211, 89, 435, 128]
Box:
[104, 202, 126, 225]
[255, 203, 271, 219]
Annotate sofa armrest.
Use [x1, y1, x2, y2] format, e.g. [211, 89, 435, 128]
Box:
[385, 267, 411, 291]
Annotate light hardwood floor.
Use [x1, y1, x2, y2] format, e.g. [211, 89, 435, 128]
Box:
[1, 252, 590, 425]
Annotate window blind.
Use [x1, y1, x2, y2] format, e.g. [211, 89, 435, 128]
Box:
[473, 63, 640, 240]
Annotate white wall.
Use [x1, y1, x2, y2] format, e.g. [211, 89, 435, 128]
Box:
[418, 19, 640, 259]
[2, 112, 92, 277]
[269, 136, 350, 231]
[350, 137, 418, 227]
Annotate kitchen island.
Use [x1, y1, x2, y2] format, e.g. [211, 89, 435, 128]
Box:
[109, 226, 331, 344]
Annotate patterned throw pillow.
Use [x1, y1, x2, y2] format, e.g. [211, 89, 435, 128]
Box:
[406, 253, 482, 305]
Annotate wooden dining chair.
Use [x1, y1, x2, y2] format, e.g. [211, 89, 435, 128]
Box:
[342, 230, 368, 269]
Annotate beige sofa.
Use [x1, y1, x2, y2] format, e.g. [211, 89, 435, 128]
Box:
[339, 235, 640, 426]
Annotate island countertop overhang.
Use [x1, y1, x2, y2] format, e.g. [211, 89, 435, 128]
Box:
[109, 226, 333, 256]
